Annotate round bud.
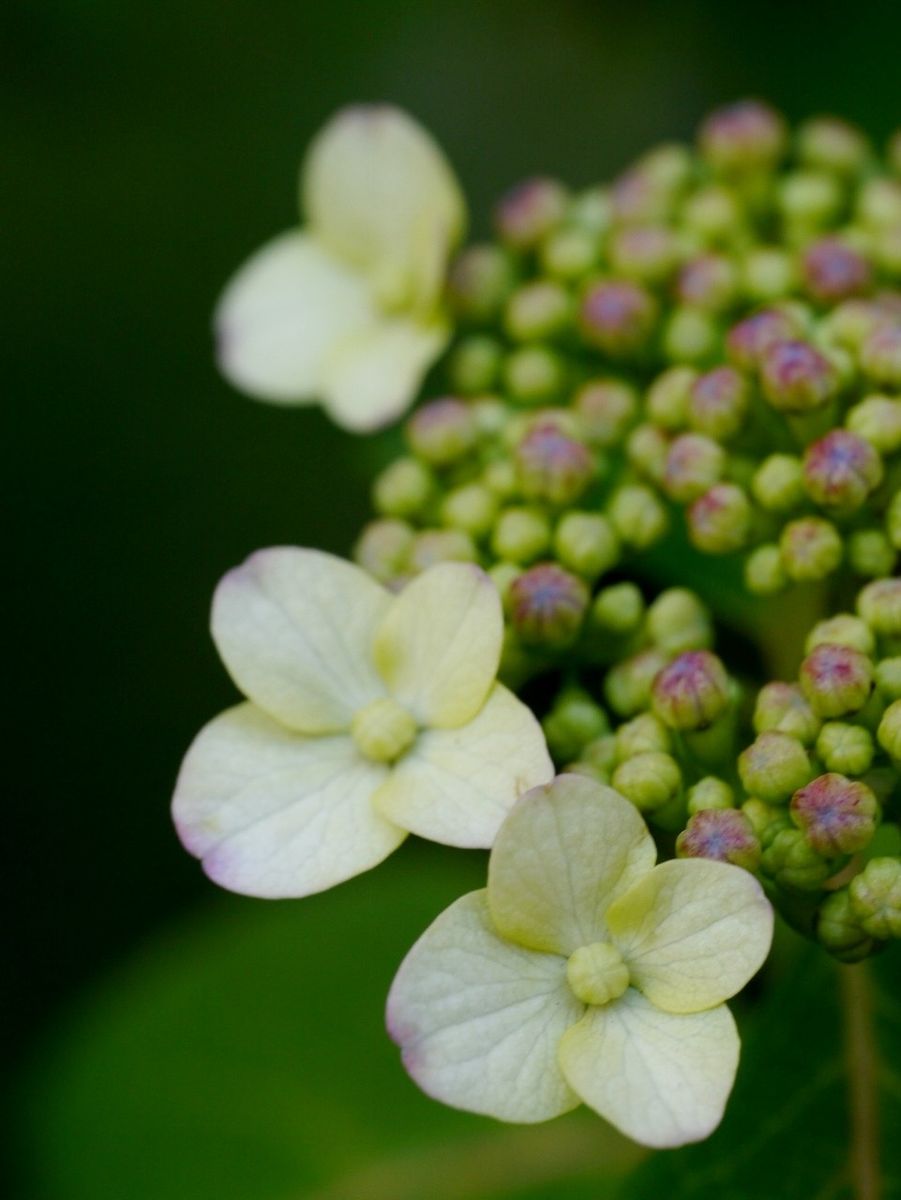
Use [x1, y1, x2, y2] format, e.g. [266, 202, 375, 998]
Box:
[817, 889, 874, 962]
[802, 430, 882, 512]
[687, 776, 735, 814]
[408, 529, 477, 572]
[566, 942, 630, 1007]
[607, 485, 669, 550]
[574, 378, 638, 447]
[351, 698, 417, 764]
[440, 483, 498, 538]
[739, 731, 812, 803]
[663, 433, 726, 502]
[487, 561, 521, 613]
[646, 588, 713, 654]
[448, 335, 503, 394]
[407, 398, 477, 466]
[540, 225, 599, 280]
[353, 518, 413, 584]
[610, 168, 672, 226]
[677, 254, 739, 312]
[779, 517, 843, 582]
[742, 798, 789, 840]
[849, 857, 901, 939]
[662, 307, 720, 364]
[802, 237, 873, 305]
[509, 563, 589, 647]
[609, 224, 679, 284]
[591, 582, 645, 634]
[515, 421, 594, 506]
[805, 613, 875, 657]
[687, 484, 752, 554]
[579, 279, 658, 356]
[646, 366, 697, 430]
[726, 307, 802, 370]
[751, 454, 805, 512]
[875, 657, 901, 701]
[612, 751, 682, 813]
[503, 345, 567, 404]
[580, 733, 618, 776]
[482, 459, 518, 502]
[857, 178, 901, 228]
[761, 828, 832, 890]
[504, 280, 572, 342]
[857, 578, 901, 637]
[760, 339, 839, 413]
[542, 688, 609, 764]
[373, 457, 434, 517]
[816, 723, 875, 776]
[627, 423, 669, 484]
[797, 116, 870, 175]
[676, 809, 761, 871]
[569, 186, 612, 233]
[698, 99, 787, 172]
[791, 773, 878, 856]
[745, 541, 787, 595]
[859, 322, 901, 388]
[848, 529, 897, 579]
[682, 184, 744, 242]
[554, 512, 620, 579]
[877, 699, 901, 760]
[494, 177, 568, 249]
[778, 170, 843, 228]
[742, 247, 796, 302]
[447, 244, 516, 322]
[800, 643, 874, 718]
[652, 650, 731, 730]
[492, 506, 552, 565]
[604, 649, 668, 718]
[688, 366, 750, 440]
[845, 395, 901, 454]
[754, 682, 821, 745]
[615, 712, 672, 761]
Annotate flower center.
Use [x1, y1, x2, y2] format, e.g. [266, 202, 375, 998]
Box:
[352, 697, 417, 763]
[566, 941, 630, 1007]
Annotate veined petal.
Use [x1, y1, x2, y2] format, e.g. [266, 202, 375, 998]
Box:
[373, 562, 503, 728]
[606, 859, 773, 1014]
[214, 230, 376, 403]
[558, 990, 740, 1148]
[321, 316, 448, 432]
[212, 547, 391, 734]
[172, 703, 405, 898]
[373, 684, 553, 848]
[303, 105, 466, 312]
[488, 776, 657, 957]
[387, 890, 582, 1123]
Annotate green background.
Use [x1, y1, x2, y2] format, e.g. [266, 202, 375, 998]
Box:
[7, 0, 901, 1195]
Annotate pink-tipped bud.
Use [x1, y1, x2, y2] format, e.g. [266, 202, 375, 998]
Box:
[579, 279, 658, 356]
[779, 517, 843, 582]
[791, 773, 878, 856]
[663, 433, 726, 503]
[494, 177, 568, 249]
[687, 483, 752, 554]
[447, 245, 515, 322]
[760, 340, 839, 413]
[802, 429, 883, 512]
[574, 379, 638, 447]
[802, 238, 873, 305]
[698, 100, 787, 172]
[515, 421, 594, 505]
[800, 643, 874, 718]
[676, 809, 761, 871]
[651, 650, 731, 731]
[688, 366, 750, 440]
[406, 398, 477, 466]
[509, 563, 589, 647]
[608, 225, 679, 284]
[726, 308, 802, 370]
[677, 254, 739, 311]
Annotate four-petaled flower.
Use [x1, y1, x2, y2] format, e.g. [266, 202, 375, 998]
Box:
[388, 775, 773, 1147]
[215, 106, 466, 431]
[172, 550, 552, 897]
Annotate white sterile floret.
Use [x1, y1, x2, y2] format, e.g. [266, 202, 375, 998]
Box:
[172, 549, 551, 898]
[214, 106, 466, 430]
[387, 775, 773, 1148]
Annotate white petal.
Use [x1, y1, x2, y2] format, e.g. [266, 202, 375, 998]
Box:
[321, 317, 448, 432]
[373, 563, 503, 728]
[487, 776, 657, 957]
[172, 704, 405, 898]
[558, 990, 740, 1148]
[373, 684, 553, 848]
[387, 890, 582, 1123]
[304, 105, 466, 312]
[214, 231, 376, 403]
[211, 547, 391, 733]
[606, 859, 774, 1014]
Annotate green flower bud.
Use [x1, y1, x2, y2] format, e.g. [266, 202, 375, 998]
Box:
[875, 657, 901, 701]
[591, 582, 645, 634]
[802, 430, 883, 512]
[805, 613, 876, 657]
[698, 100, 787, 173]
[447, 244, 516, 323]
[761, 339, 839, 413]
[503, 345, 567, 404]
[615, 712, 672, 761]
[687, 366, 750, 440]
[605, 648, 669, 717]
[856, 177, 901, 228]
[568, 185, 612, 233]
[448, 335, 503, 394]
[687, 776, 735, 813]
[849, 857, 901, 938]
[607, 485, 669, 550]
[860, 322, 901, 388]
[741, 247, 796, 302]
[574, 378, 638, 448]
[482, 458, 518, 501]
[739, 731, 813, 802]
[646, 588, 713, 654]
[687, 483, 752, 554]
[581, 732, 619, 774]
[554, 512, 620, 579]
[815, 723, 875, 776]
[609, 224, 680, 284]
[373, 456, 434, 518]
[754, 681, 821, 745]
[820, 298, 886, 352]
[677, 253, 739, 312]
[845, 395, 901, 453]
[542, 688, 610, 763]
[440, 483, 498, 538]
[791, 772, 878, 855]
[848, 529, 897, 579]
[504, 280, 572, 342]
[612, 751, 682, 813]
[579, 279, 659, 357]
[677, 809, 761, 870]
[509, 563, 589, 647]
[663, 433, 726, 502]
[800, 643, 874, 718]
[778, 170, 843, 228]
[661, 306, 720, 364]
[495, 177, 569, 249]
[646, 366, 698, 430]
[742, 797, 789, 839]
[353, 518, 414, 583]
[817, 889, 874, 962]
[802, 237, 873, 305]
[877, 699, 901, 760]
[751, 454, 806, 512]
[726, 307, 803, 370]
[540, 224, 600, 280]
[857, 578, 901, 637]
[491, 506, 552, 564]
[487, 561, 521, 613]
[682, 184, 745, 243]
[797, 116, 870, 175]
[762, 827, 832, 890]
[407, 398, 477, 466]
[626, 423, 669, 484]
[779, 517, 843, 582]
[745, 544, 787, 595]
[515, 421, 594, 505]
[409, 529, 477, 572]
[652, 650, 730, 731]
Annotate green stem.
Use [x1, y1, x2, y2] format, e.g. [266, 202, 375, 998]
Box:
[839, 961, 881, 1200]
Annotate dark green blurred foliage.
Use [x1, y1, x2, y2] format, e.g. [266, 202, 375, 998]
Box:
[7, 0, 901, 1195]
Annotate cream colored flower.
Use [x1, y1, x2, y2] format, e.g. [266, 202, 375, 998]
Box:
[172, 550, 551, 897]
[214, 106, 466, 431]
[388, 775, 773, 1148]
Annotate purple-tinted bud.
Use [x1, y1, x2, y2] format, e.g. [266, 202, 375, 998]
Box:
[790, 773, 878, 856]
[726, 308, 803, 370]
[760, 339, 839, 413]
[687, 483, 752, 554]
[754, 682, 821, 745]
[663, 433, 726, 502]
[860, 321, 901, 388]
[857, 578, 901, 638]
[515, 421, 594, 505]
[651, 650, 731, 730]
[676, 809, 761, 870]
[802, 238, 873, 305]
[800, 643, 874, 718]
[509, 563, 589, 647]
[677, 254, 739, 312]
[447, 244, 516, 323]
[573, 378, 638, 447]
[609, 225, 679, 284]
[579, 279, 658, 356]
[779, 517, 843, 582]
[739, 731, 812, 802]
[802, 429, 883, 511]
[688, 366, 750, 440]
[494, 177, 568, 249]
[406, 397, 477, 465]
[698, 100, 787, 172]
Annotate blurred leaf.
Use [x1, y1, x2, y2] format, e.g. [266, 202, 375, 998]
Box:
[19, 841, 641, 1200]
[619, 947, 901, 1200]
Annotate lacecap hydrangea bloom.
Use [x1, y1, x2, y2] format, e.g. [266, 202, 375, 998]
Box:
[173, 550, 551, 897]
[215, 106, 465, 430]
[388, 775, 773, 1148]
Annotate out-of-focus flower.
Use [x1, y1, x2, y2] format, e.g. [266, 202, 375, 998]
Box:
[388, 776, 773, 1147]
[214, 107, 466, 430]
[173, 551, 550, 897]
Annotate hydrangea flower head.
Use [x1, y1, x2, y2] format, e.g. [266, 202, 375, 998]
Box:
[173, 550, 551, 897]
[215, 106, 466, 430]
[387, 775, 773, 1147]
